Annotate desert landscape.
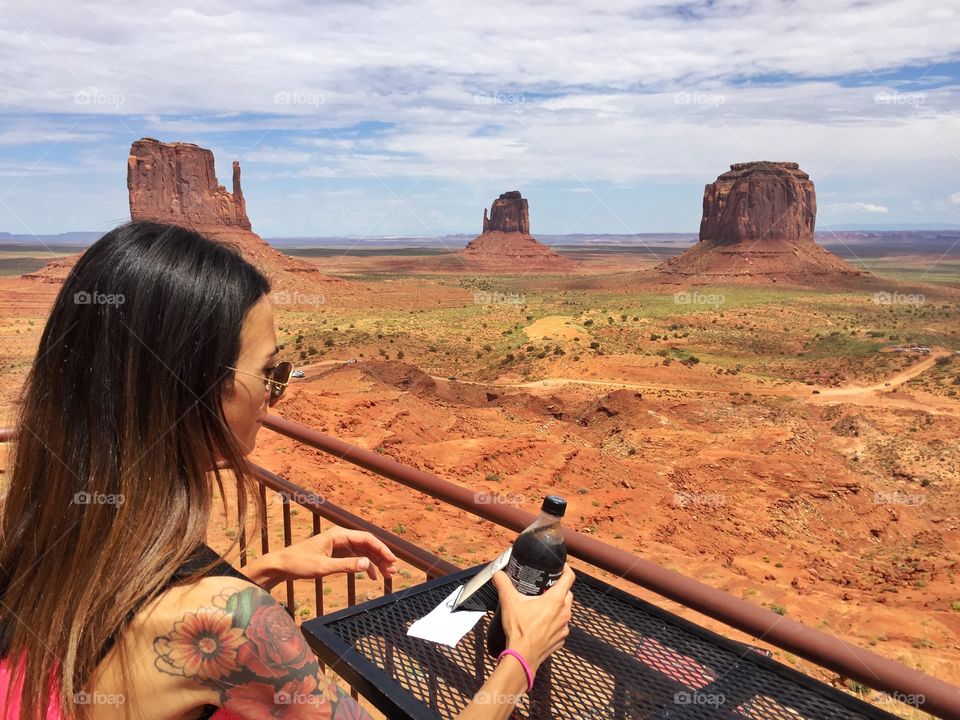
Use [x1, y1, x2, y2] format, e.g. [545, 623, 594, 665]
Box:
[0, 140, 957, 718]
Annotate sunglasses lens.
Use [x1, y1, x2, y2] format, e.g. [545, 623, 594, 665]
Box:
[267, 362, 294, 407]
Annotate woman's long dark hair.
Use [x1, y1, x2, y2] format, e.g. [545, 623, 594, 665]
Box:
[0, 221, 270, 718]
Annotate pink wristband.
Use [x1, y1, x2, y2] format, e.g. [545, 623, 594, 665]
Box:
[497, 648, 534, 692]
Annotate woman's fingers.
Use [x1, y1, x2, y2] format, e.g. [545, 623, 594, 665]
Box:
[332, 529, 399, 577]
[543, 563, 576, 598]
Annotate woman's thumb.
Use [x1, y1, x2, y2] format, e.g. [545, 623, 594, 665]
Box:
[491, 570, 513, 594]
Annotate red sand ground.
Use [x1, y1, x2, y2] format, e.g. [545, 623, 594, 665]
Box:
[0, 251, 958, 719]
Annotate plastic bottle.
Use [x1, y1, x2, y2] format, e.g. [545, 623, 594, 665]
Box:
[486, 495, 568, 658]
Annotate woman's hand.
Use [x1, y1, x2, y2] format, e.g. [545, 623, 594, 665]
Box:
[491, 563, 575, 673]
[243, 526, 399, 590]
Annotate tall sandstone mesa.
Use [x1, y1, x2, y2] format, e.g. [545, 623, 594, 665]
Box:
[128, 140, 252, 230]
[127, 138, 340, 289]
[460, 191, 576, 272]
[656, 161, 867, 285]
[24, 138, 340, 293]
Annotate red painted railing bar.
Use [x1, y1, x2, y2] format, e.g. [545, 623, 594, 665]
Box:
[238, 499, 247, 567]
[311, 513, 324, 617]
[259, 483, 270, 557]
[311, 512, 325, 673]
[281, 494, 295, 612]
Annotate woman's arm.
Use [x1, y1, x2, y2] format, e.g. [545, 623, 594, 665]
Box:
[154, 568, 573, 719]
[457, 566, 575, 719]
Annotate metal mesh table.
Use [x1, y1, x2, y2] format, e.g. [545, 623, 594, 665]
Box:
[302, 566, 899, 720]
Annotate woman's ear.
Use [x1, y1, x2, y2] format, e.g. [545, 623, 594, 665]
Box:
[219, 372, 236, 397]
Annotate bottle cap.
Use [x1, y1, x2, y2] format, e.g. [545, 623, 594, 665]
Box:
[541, 495, 566, 517]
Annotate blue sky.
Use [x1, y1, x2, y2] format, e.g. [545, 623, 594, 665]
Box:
[0, 0, 959, 237]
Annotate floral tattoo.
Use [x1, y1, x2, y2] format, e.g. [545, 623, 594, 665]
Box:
[154, 586, 371, 718]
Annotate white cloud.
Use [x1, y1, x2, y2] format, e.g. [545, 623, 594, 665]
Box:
[1, 0, 959, 233]
[0, 0, 958, 117]
[950, 192, 960, 205]
[822, 202, 891, 214]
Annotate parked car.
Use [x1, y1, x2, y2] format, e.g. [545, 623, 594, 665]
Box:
[291, 369, 305, 379]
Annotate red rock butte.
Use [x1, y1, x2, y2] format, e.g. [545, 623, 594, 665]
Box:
[24, 138, 341, 293]
[460, 191, 576, 272]
[655, 161, 869, 286]
[128, 138, 254, 232]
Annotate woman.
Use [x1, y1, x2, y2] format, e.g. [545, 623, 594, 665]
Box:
[0, 222, 574, 719]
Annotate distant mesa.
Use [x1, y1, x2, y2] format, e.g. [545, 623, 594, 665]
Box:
[460, 191, 576, 271]
[128, 138, 254, 232]
[483, 190, 529, 234]
[655, 161, 869, 286]
[24, 138, 341, 291]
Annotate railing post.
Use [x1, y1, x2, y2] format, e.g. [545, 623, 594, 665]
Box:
[281, 492, 295, 615]
[238, 495, 247, 567]
[259, 483, 269, 557]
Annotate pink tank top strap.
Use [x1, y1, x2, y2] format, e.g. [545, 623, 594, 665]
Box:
[0, 654, 64, 719]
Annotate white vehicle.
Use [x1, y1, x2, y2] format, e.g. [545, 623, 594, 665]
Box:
[291, 369, 306, 379]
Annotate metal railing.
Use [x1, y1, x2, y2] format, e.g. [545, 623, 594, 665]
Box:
[1, 419, 958, 719]
[257, 414, 960, 720]
[244, 462, 457, 615]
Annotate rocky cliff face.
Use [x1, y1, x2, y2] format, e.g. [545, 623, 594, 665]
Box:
[128, 139, 252, 230]
[656, 162, 867, 286]
[25, 139, 341, 293]
[698, 162, 815, 246]
[482, 190, 530, 235]
[461, 191, 575, 272]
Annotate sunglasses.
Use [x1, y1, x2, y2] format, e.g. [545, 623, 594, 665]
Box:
[225, 361, 294, 407]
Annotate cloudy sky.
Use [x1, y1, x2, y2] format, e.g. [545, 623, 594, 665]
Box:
[1, 0, 959, 237]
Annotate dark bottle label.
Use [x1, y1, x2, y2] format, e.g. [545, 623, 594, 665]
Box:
[505, 554, 564, 596]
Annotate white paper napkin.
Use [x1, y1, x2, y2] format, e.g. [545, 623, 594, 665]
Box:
[406, 586, 487, 647]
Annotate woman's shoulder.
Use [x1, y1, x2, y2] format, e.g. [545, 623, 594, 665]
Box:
[91, 575, 265, 717]
[95, 571, 375, 719]
[131, 576, 373, 718]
